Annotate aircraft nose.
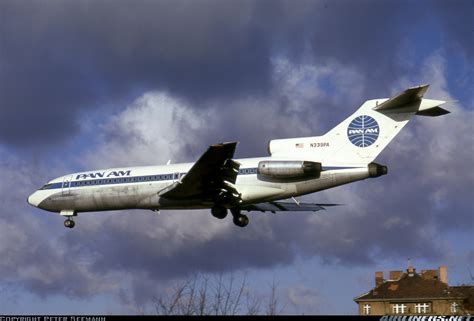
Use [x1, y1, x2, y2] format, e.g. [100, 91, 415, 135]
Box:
[27, 191, 42, 207]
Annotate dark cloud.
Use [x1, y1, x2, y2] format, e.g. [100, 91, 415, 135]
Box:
[434, 0, 474, 59]
[0, 0, 273, 146]
[308, 1, 411, 88]
[1, 0, 471, 147]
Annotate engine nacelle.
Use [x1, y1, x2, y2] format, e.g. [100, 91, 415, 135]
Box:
[368, 162, 388, 177]
[257, 161, 322, 181]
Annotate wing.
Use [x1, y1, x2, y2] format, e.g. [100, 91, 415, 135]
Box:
[159, 142, 241, 204]
[241, 201, 340, 213]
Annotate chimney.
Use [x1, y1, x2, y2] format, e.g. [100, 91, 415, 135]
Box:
[421, 269, 438, 280]
[375, 271, 384, 287]
[389, 270, 403, 280]
[407, 259, 415, 277]
[439, 266, 448, 284]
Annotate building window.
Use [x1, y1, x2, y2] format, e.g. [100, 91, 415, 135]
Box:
[451, 302, 459, 314]
[415, 303, 430, 314]
[363, 304, 371, 315]
[392, 304, 407, 314]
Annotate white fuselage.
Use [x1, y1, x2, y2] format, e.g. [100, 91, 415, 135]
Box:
[26, 85, 448, 229]
[27, 156, 371, 214]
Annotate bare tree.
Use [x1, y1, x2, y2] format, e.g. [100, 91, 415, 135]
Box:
[154, 273, 285, 315]
[266, 278, 279, 316]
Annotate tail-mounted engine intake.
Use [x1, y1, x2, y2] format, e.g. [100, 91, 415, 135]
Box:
[257, 161, 322, 182]
[368, 162, 388, 178]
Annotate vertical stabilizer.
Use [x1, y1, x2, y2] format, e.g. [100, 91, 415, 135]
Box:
[268, 85, 449, 164]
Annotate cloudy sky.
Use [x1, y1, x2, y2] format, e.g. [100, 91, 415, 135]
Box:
[1, 0, 473, 314]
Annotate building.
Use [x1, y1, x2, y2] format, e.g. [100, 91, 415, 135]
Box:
[354, 264, 474, 315]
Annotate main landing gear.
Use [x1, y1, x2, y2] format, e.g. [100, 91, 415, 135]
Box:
[64, 218, 75, 229]
[210, 207, 249, 227]
[229, 208, 249, 228]
[211, 206, 228, 219]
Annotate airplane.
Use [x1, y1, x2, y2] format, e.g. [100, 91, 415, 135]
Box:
[27, 84, 450, 229]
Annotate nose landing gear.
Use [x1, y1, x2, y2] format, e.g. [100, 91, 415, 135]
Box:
[60, 210, 77, 229]
[64, 218, 75, 229]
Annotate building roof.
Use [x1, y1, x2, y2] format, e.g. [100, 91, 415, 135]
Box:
[355, 272, 455, 301]
[450, 286, 474, 310]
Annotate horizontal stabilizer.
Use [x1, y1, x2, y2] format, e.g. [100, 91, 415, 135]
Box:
[374, 84, 429, 111]
[416, 106, 450, 117]
[241, 201, 340, 213]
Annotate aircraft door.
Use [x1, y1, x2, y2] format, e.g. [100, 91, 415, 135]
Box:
[173, 172, 183, 183]
[62, 175, 73, 195]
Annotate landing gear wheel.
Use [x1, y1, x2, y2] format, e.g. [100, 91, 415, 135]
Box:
[232, 214, 249, 228]
[64, 219, 75, 229]
[211, 206, 228, 219]
[230, 209, 249, 228]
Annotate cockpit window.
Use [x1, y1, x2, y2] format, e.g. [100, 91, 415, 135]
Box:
[40, 183, 54, 190]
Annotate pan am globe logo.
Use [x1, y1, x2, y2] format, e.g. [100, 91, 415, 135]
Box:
[347, 115, 379, 147]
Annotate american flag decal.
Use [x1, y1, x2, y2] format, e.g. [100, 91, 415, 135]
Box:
[295, 143, 304, 148]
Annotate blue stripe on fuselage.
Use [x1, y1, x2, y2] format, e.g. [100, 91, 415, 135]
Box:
[40, 166, 363, 190]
